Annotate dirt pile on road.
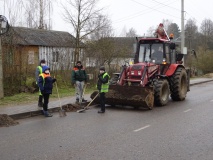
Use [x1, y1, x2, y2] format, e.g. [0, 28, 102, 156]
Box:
[0, 114, 19, 127]
[61, 103, 88, 112]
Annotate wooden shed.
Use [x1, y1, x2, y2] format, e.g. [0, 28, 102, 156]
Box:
[2, 27, 79, 73]
[1, 27, 79, 94]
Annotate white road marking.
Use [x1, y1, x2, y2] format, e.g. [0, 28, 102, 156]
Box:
[184, 109, 192, 113]
[210, 100, 213, 102]
[134, 125, 150, 132]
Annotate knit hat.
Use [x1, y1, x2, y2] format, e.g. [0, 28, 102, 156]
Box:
[40, 59, 46, 64]
[42, 66, 50, 73]
[76, 61, 81, 64]
[99, 66, 105, 71]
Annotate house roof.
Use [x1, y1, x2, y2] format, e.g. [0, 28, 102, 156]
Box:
[6, 27, 76, 47]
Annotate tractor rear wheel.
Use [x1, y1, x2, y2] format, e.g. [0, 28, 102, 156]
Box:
[170, 67, 187, 101]
[109, 74, 119, 85]
[154, 79, 170, 106]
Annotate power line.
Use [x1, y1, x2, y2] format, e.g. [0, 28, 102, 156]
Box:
[113, 0, 180, 24]
[130, 0, 180, 19]
[150, 0, 180, 12]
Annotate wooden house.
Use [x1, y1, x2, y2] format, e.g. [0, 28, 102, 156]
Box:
[2, 27, 80, 78]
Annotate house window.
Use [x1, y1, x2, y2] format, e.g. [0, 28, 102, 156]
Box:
[6, 52, 13, 65]
[28, 51, 34, 64]
[53, 51, 59, 62]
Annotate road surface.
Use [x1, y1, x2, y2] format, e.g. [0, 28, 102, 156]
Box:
[1, 82, 213, 160]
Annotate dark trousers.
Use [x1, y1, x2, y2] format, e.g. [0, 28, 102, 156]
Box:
[38, 95, 43, 103]
[99, 92, 105, 112]
[43, 94, 50, 111]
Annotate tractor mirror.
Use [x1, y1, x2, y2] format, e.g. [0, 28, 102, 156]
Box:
[170, 43, 176, 50]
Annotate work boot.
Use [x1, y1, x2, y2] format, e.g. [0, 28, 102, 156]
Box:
[38, 102, 43, 107]
[43, 111, 53, 117]
[98, 110, 105, 113]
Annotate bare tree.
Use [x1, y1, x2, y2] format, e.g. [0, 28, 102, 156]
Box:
[3, 0, 24, 26]
[119, 26, 127, 37]
[126, 28, 137, 37]
[200, 19, 213, 50]
[185, 18, 198, 50]
[85, 16, 115, 68]
[162, 19, 173, 33]
[88, 15, 113, 40]
[21, 0, 53, 29]
[146, 26, 155, 37]
[62, 0, 108, 64]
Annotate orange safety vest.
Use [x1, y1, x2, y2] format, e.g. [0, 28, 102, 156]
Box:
[39, 73, 51, 86]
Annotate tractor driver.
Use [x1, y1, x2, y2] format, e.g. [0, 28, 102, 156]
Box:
[151, 45, 164, 63]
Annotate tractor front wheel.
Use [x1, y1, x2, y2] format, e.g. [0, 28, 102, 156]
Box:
[170, 67, 187, 101]
[154, 79, 170, 106]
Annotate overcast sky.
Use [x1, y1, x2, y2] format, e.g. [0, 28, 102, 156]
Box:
[1, 0, 213, 36]
[52, 0, 213, 36]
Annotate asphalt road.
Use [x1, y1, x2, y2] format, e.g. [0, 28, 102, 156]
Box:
[1, 82, 213, 160]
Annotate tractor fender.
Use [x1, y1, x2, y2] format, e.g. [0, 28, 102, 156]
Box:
[165, 64, 184, 76]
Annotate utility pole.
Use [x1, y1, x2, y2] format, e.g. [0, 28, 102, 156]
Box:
[181, 0, 185, 54]
[0, 15, 9, 99]
[0, 36, 3, 98]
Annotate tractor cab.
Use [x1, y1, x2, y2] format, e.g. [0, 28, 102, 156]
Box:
[135, 38, 180, 65]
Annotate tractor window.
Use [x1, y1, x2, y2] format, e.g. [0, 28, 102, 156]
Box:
[138, 44, 150, 62]
[151, 44, 164, 64]
[139, 45, 145, 62]
[165, 45, 170, 63]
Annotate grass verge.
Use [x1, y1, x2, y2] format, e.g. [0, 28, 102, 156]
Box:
[0, 85, 96, 107]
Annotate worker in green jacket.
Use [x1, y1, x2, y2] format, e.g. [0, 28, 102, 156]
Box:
[71, 61, 88, 103]
[35, 59, 46, 108]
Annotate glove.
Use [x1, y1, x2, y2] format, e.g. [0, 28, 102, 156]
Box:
[52, 78, 56, 83]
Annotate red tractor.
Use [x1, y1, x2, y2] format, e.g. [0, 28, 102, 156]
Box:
[91, 23, 190, 109]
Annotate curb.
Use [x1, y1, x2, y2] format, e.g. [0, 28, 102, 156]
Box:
[189, 79, 213, 86]
[10, 107, 61, 120]
[8, 79, 213, 120]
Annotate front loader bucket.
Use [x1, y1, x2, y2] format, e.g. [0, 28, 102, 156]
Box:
[90, 85, 154, 109]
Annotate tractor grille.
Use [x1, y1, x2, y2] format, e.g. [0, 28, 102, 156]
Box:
[131, 76, 141, 79]
[131, 65, 143, 70]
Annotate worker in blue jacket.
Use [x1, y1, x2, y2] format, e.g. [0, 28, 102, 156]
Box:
[38, 66, 56, 117]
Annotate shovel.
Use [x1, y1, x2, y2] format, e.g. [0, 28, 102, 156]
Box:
[77, 92, 99, 113]
[55, 80, 67, 117]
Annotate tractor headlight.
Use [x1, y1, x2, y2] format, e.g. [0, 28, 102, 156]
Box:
[162, 58, 167, 65]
